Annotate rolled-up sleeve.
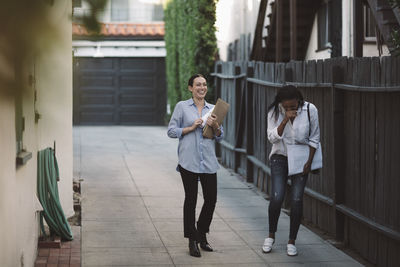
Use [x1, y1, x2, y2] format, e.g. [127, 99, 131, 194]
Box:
[167, 103, 183, 139]
[214, 125, 224, 143]
[308, 103, 320, 149]
[267, 111, 283, 144]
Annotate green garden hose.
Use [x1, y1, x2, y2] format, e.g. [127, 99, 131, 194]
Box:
[37, 148, 73, 241]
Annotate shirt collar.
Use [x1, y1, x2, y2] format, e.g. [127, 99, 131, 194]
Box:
[188, 98, 212, 109]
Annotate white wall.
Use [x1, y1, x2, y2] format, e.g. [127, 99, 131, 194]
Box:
[0, 1, 73, 267]
[363, 43, 390, 56]
[216, 0, 261, 60]
[35, 0, 74, 221]
[305, 15, 332, 60]
[0, 93, 18, 267]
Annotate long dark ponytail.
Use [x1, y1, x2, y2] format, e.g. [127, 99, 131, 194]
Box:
[268, 85, 304, 121]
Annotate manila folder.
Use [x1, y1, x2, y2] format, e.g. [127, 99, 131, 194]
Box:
[202, 98, 230, 139]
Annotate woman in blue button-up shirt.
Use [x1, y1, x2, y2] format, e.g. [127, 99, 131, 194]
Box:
[167, 74, 224, 258]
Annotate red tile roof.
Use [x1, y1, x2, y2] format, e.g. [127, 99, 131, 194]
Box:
[72, 22, 165, 38]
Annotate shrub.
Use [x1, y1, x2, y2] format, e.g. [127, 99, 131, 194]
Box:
[164, 0, 218, 112]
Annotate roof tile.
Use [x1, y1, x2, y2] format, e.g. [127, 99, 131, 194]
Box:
[72, 22, 165, 38]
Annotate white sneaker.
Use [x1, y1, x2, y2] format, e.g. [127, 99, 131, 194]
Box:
[287, 244, 298, 256]
[262, 237, 274, 253]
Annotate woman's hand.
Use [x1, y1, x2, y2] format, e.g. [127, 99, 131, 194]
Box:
[303, 161, 312, 175]
[303, 146, 316, 175]
[206, 114, 218, 129]
[277, 110, 297, 136]
[285, 110, 297, 121]
[192, 118, 203, 130]
[182, 118, 203, 136]
[207, 114, 221, 136]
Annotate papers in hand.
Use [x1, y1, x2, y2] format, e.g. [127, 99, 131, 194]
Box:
[200, 107, 214, 128]
[286, 143, 323, 176]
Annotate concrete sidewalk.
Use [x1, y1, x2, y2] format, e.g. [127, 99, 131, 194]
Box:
[73, 126, 363, 267]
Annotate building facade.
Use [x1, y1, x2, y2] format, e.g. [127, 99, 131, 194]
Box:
[216, 0, 398, 62]
[72, 0, 167, 125]
[0, 1, 74, 266]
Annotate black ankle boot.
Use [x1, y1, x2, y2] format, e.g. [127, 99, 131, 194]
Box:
[199, 233, 213, 252]
[188, 239, 201, 257]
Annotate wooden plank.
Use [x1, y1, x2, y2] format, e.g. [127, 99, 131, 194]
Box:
[294, 61, 303, 82]
[377, 234, 388, 267]
[246, 65, 255, 183]
[305, 60, 317, 84]
[316, 59, 324, 83]
[332, 60, 346, 240]
[356, 58, 366, 217]
[388, 237, 400, 267]
[353, 0, 363, 57]
[290, 0, 297, 60]
[250, 0, 269, 60]
[275, 0, 283, 62]
[375, 93, 386, 226]
[383, 58, 392, 231]
[389, 93, 400, 231]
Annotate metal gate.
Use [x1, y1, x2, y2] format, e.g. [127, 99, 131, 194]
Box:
[73, 57, 166, 125]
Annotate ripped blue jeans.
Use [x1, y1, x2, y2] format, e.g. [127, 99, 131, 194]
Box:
[268, 154, 308, 240]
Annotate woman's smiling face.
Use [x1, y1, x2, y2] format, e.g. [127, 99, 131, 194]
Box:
[189, 77, 207, 99]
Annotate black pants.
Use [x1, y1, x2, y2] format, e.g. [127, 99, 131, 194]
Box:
[179, 165, 217, 241]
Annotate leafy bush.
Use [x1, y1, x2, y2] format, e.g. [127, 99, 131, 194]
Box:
[164, 0, 218, 112]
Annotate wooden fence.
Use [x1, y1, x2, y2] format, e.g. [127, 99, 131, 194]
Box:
[212, 56, 400, 267]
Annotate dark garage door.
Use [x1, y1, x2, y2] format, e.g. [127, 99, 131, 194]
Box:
[73, 57, 166, 125]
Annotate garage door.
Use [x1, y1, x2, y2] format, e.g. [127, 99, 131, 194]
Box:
[73, 57, 166, 125]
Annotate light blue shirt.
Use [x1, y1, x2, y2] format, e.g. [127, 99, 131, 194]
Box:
[167, 98, 224, 174]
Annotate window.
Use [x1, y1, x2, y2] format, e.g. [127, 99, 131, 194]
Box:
[152, 4, 163, 21]
[317, 1, 331, 50]
[364, 4, 377, 40]
[111, 0, 129, 21]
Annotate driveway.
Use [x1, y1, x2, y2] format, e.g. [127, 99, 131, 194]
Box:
[73, 126, 363, 267]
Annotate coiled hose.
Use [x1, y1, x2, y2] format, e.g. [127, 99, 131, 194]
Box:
[37, 148, 73, 241]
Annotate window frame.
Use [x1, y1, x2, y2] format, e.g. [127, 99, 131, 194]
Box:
[316, 0, 332, 51]
[111, 0, 130, 22]
[363, 4, 378, 43]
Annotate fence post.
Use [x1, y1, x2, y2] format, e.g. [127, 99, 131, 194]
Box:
[215, 63, 223, 158]
[246, 65, 254, 183]
[215, 64, 222, 102]
[332, 63, 346, 241]
[234, 65, 242, 172]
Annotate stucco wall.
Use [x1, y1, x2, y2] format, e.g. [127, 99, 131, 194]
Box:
[0, 1, 73, 267]
[35, 0, 74, 220]
[0, 93, 18, 267]
[216, 0, 260, 61]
